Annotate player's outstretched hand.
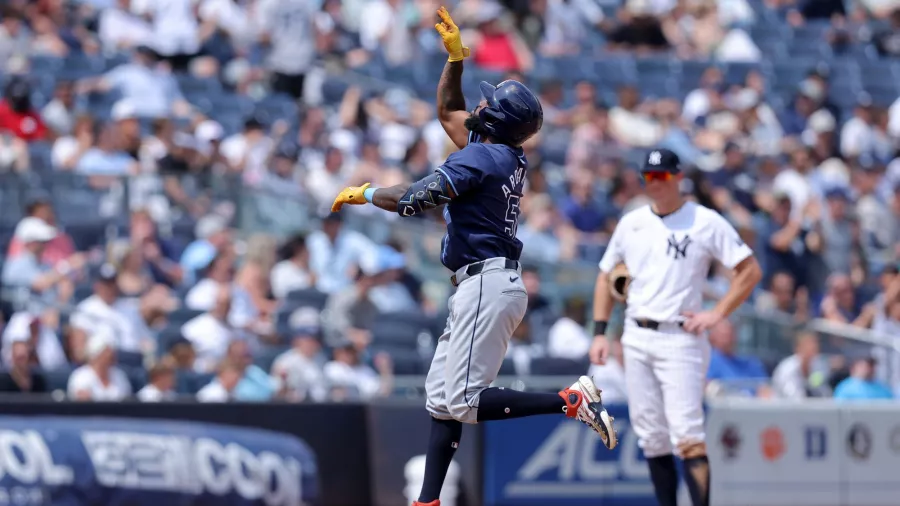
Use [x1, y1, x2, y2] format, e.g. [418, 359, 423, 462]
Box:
[682, 310, 724, 335]
[589, 335, 610, 365]
[331, 182, 371, 212]
[435, 6, 470, 62]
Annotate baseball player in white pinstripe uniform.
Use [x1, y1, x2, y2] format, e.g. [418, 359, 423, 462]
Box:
[590, 149, 762, 506]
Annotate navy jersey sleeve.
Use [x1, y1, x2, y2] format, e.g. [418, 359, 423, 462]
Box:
[435, 145, 490, 197]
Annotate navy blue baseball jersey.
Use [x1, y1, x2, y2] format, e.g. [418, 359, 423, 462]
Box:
[435, 137, 527, 272]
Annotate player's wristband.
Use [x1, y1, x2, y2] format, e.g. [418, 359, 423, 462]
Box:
[363, 187, 377, 203]
[594, 321, 608, 336]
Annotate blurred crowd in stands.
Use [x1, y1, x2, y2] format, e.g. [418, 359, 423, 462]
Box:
[0, 0, 898, 403]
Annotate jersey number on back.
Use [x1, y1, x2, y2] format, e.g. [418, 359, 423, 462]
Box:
[504, 195, 521, 237]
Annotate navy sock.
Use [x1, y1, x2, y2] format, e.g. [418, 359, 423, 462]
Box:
[683, 456, 710, 506]
[475, 387, 566, 422]
[647, 454, 679, 506]
[417, 417, 463, 503]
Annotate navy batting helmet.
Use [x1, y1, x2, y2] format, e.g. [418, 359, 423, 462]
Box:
[477, 80, 543, 147]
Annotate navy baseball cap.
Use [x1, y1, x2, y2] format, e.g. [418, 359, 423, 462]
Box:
[642, 149, 681, 173]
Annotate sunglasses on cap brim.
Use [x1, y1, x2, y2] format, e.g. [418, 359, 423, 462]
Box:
[641, 171, 675, 183]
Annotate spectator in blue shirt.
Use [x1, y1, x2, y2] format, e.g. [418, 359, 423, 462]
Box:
[707, 319, 769, 396]
[833, 355, 893, 400]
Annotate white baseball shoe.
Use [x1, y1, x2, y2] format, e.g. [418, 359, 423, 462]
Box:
[559, 375, 618, 450]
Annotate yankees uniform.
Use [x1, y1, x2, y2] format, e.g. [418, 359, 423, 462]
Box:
[331, 77, 616, 506]
[596, 149, 759, 506]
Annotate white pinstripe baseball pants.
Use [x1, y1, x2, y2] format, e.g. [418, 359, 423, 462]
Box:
[621, 322, 711, 459]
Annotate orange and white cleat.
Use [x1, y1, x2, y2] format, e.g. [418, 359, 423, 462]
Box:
[559, 375, 618, 449]
[412, 501, 440, 506]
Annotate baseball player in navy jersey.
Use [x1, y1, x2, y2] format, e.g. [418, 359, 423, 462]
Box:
[331, 7, 616, 506]
[590, 149, 763, 506]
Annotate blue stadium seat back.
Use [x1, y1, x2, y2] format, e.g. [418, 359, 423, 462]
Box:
[176, 75, 223, 96]
[635, 57, 677, 79]
[678, 61, 717, 89]
[40, 367, 73, 392]
[0, 177, 22, 226]
[539, 127, 572, 166]
[189, 372, 215, 394]
[370, 345, 425, 375]
[73, 284, 94, 304]
[593, 57, 638, 86]
[256, 94, 299, 122]
[321, 76, 351, 105]
[28, 142, 53, 173]
[214, 113, 245, 137]
[157, 327, 186, 357]
[498, 357, 516, 376]
[787, 42, 832, 61]
[167, 308, 204, 327]
[530, 357, 590, 376]
[122, 366, 148, 392]
[117, 351, 144, 368]
[370, 310, 435, 348]
[64, 221, 108, 251]
[62, 52, 105, 79]
[29, 55, 63, 75]
[254, 345, 290, 373]
[104, 53, 130, 71]
[865, 87, 896, 107]
[829, 83, 861, 108]
[211, 94, 255, 118]
[285, 288, 329, 309]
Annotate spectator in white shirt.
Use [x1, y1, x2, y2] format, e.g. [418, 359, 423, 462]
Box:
[98, 0, 153, 53]
[772, 332, 831, 399]
[840, 95, 876, 159]
[196, 360, 243, 402]
[547, 298, 592, 360]
[1, 217, 81, 310]
[323, 342, 393, 401]
[131, 0, 200, 71]
[70, 263, 143, 353]
[305, 147, 352, 216]
[67, 328, 132, 401]
[2, 310, 67, 371]
[40, 80, 76, 137]
[271, 307, 327, 401]
[186, 251, 258, 330]
[257, 0, 316, 99]
[136, 361, 177, 402]
[270, 234, 315, 300]
[77, 47, 191, 119]
[307, 213, 378, 294]
[182, 283, 239, 373]
[219, 118, 274, 186]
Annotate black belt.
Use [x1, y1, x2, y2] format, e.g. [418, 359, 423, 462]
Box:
[451, 258, 520, 287]
[633, 318, 684, 331]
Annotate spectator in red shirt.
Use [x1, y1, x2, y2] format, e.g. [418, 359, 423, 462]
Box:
[0, 76, 48, 142]
[7, 198, 76, 269]
[468, 3, 533, 73]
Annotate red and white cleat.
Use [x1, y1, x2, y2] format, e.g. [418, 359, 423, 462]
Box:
[559, 375, 618, 450]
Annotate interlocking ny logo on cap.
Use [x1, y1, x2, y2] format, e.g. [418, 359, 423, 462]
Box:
[648, 151, 662, 166]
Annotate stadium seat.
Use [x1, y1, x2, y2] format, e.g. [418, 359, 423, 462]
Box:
[369, 311, 436, 349]
[166, 309, 204, 327]
[40, 367, 73, 392]
[498, 358, 516, 376]
[530, 357, 590, 376]
[371, 346, 425, 375]
[253, 345, 289, 372]
[285, 289, 329, 309]
[117, 351, 145, 368]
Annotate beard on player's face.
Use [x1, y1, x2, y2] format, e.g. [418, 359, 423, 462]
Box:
[464, 112, 490, 138]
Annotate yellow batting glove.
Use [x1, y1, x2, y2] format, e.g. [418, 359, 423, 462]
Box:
[435, 6, 470, 62]
[331, 182, 371, 212]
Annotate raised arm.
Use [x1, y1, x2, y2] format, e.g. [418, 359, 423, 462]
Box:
[434, 6, 471, 149]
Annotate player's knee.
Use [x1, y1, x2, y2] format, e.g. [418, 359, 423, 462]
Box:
[677, 439, 707, 459]
[448, 402, 477, 424]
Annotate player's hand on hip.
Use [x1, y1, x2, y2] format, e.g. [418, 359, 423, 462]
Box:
[331, 182, 371, 212]
[435, 6, 470, 62]
[682, 309, 724, 335]
[589, 335, 610, 365]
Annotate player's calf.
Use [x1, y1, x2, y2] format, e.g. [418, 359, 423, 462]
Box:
[560, 376, 618, 449]
[678, 440, 710, 506]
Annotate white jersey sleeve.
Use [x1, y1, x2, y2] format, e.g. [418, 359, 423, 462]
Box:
[708, 212, 753, 269]
[598, 215, 628, 273]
